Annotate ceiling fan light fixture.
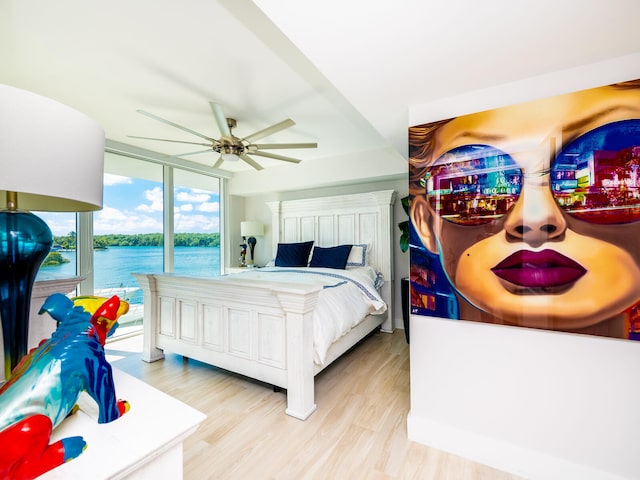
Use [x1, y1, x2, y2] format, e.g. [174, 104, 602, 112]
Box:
[221, 144, 241, 162]
[221, 152, 240, 162]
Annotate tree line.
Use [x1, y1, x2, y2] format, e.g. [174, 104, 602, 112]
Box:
[54, 232, 220, 249]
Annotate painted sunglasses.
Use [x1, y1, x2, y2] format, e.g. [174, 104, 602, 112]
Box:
[425, 119, 640, 226]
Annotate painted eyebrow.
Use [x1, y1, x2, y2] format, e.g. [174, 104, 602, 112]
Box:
[562, 105, 636, 133]
[449, 131, 507, 143]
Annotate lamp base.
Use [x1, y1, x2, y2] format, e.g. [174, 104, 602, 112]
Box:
[0, 210, 52, 379]
[247, 236, 257, 266]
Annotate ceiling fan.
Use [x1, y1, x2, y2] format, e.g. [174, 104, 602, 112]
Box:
[129, 102, 318, 171]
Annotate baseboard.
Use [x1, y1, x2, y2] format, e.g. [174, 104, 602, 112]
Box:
[406, 411, 631, 480]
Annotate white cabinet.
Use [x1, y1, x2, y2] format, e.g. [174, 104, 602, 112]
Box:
[42, 368, 206, 479]
[225, 266, 261, 275]
[225, 267, 248, 274]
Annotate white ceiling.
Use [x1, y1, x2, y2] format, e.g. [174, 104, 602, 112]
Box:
[2, 0, 640, 195]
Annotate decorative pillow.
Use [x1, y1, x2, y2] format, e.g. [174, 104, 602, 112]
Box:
[346, 243, 368, 268]
[274, 241, 314, 267]
[309, 245, 353, 269]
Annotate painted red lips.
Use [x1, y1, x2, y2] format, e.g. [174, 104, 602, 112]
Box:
[491, 249, 586, 289]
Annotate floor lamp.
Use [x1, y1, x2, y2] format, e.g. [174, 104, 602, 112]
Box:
[0, 84, 104, 380]
[240, 221, 264, 267]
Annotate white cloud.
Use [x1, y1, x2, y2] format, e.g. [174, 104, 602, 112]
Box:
[36, 212, 77, 237]
[40, 186, 220, 237]
[137, 204, 155, 213]
[94, 205, 162, 235]
[97, 205, 129, 222]
[176, 191, 210, 203]
[174, 213, 219, 232]
[103, 173, 132, 186]
[197, 201, 219, 213]
[135, 186, 163, 212]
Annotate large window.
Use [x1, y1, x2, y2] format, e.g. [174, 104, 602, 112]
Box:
[92, 154, 164, 335]
[173, 169, 221, 277]
[35, 150, 224, 338]
[34, 212, 77, 281]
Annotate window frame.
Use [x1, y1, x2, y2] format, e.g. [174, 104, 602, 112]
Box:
[74, 141, 228, 295]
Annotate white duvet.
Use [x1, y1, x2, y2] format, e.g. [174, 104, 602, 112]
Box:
[228, 266, 386, 365]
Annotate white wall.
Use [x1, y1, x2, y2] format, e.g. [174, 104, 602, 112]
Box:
[407, 53, 640, 480]
[409, 316, 640, 480]
[235, 176, 409, 330]
[225, 193, 246, 270]
[228, 146, 406, 197]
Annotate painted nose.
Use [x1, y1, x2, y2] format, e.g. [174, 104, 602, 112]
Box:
[503, 181, 567, 247]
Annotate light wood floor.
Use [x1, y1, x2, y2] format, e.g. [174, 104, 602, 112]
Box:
[106, 330, 525, 480]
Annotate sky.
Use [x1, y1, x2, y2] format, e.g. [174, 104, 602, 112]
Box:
[37, 173, 220, 236]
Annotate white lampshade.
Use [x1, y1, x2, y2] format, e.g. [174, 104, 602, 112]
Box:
[240, 221, 264, 237]
[0, 84, 105, 212]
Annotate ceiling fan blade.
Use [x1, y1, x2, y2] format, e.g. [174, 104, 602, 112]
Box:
[137, 109, 216, 142]
[174, 149, 214, 157]
[212, 156, 225, 169]
[128, 135, 213, 147]
[209, 102, 231, 138]
[239, 153, 264, 171]
[241, 119, 295, 144]
[248, 142, 317, 150]
[250, 150, 302, 164]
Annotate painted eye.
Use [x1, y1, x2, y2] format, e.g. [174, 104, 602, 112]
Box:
[426, 145, 522, 225]
[552, 119, 640, 224]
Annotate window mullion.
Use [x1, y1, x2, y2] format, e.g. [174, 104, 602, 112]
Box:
[163, 165, 174, 273]
[76, 211, 94, 296]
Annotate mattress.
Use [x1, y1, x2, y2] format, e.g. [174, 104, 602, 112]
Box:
[227, 266, 386, 364]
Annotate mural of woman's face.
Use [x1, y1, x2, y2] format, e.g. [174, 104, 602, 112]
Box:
[411, 84, 640, 331]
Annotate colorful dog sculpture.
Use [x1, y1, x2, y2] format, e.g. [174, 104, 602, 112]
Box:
[0, 294, 130, 479]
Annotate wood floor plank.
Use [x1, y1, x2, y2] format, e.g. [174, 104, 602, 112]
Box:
[106, 330, 526, 480]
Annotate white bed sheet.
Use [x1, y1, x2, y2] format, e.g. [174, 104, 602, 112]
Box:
[229, 266, 386, 365]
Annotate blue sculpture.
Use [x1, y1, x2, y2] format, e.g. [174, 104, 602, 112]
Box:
[0, 294, 130, 479]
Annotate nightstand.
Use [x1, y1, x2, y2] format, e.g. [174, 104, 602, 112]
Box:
[225, 267, 249, 275]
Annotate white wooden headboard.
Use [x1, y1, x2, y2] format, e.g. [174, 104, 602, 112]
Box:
[267, 190, 396, 332]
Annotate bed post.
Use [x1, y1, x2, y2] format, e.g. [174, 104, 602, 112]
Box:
[276, 288, 321, 420]
[267, 200, 281, 260]
[133, 274, 165, 363]
[370, 190, 396, 333]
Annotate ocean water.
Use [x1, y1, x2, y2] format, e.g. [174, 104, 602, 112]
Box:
[36, 246, 221, 305]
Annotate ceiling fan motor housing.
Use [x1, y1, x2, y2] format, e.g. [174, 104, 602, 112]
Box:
[218, 118, 243, 158]
[218, 143, 243, 157]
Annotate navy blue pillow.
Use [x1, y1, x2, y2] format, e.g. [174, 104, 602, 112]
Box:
[274, 241, 314, 267]
[309, 245, 353, 269]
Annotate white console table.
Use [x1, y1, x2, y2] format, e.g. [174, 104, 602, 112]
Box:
[41, 368, 206, 479]
[0, 276, 84, 384]
[28, 276, 85, 348]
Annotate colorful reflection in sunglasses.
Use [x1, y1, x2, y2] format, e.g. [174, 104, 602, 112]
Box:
[425, 119, 640, 225]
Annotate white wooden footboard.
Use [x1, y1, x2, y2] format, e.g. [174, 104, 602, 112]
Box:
[134, 273, 322, 420]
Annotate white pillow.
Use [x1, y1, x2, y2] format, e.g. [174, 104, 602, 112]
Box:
[346, 243, 368, 268]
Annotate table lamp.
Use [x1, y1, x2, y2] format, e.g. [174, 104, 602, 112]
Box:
[0, 84, 104, 379]
[240, 221, 264, 267]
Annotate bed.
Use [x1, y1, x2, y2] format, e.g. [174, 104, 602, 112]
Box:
[133, 190, 396, 420]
